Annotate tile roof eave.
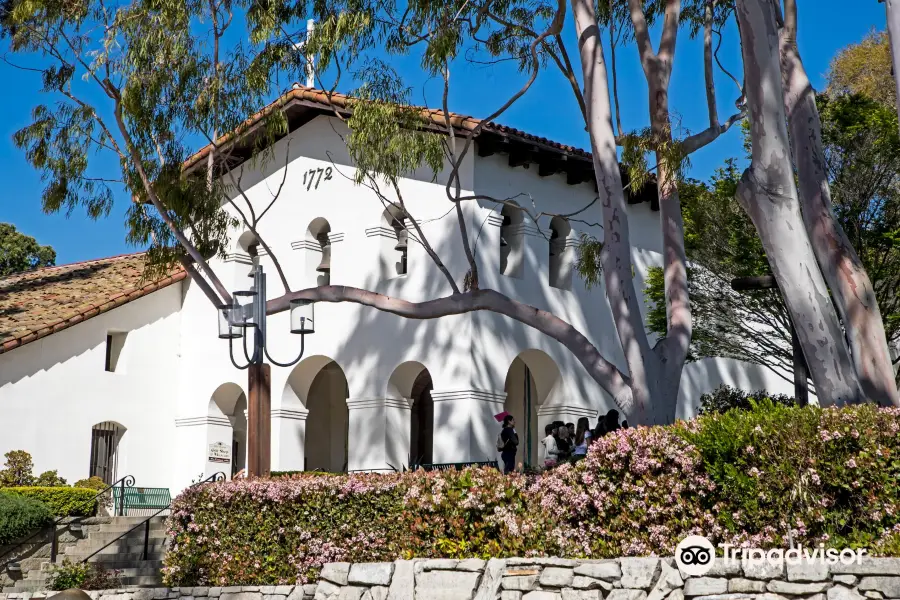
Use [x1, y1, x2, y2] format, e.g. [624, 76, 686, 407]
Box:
[0, 268, 188, 356]
[182, 85, 594, 173]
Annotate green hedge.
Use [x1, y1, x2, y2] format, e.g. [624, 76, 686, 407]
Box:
[4, 486, 98, 517]
[164, 403, 900, 587]
[0, 491, 53, 544]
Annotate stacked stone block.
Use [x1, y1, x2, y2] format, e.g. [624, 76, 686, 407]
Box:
[4, 556, 900, 600]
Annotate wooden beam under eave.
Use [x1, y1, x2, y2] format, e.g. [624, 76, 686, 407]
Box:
[508, 148, 534, 168]
[538, 154, 566, 177]
[477, 141, 496, 157]
[538, 161, 558, 177]
[566, 169, 590, 186]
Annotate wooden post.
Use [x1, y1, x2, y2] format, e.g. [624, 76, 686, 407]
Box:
[247, 362, 271, 477]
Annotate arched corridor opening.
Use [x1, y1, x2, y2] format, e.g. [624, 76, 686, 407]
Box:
[387, 361, 434, 467]
[283, 356, 349, 473]
[210, 383, 247, 479]
[306, 362, 349, 472]
[503, 350, 560, 469]
[409, 370, 434, 466]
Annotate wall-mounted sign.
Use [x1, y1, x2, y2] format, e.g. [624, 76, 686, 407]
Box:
[208, 441, 231, 463]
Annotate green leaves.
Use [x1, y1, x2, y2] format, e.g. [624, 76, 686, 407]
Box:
[346, 84, 444, 186]
[574, 232, 603, 290]
[0, 223, 56, 276]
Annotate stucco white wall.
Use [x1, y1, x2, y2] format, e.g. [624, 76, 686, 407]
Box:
[0, 285, 182, 489]
[0, 112, 798, 493]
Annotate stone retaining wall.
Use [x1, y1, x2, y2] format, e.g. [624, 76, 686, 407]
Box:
[4, 556, 900, 600]
[0, 517, 110, 589]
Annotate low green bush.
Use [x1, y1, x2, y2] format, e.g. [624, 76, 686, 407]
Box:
[73, 476, 107, 490]
[0, 491, 53, 544]
[4, 486, 98, 517]
[34, 470, 68, 487]
[698, 384, 795, 415]
[0, 451, 35, 487]
[163, 404, 900, 587]
[47, 559, 120, 590]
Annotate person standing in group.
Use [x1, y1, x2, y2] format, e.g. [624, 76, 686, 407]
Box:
[497, 415, 519, 474]
[572, 417, 592, 460]
[541, 423, 559, 470]
[555, 421, 572, 463]
[603, 409, 620, 435]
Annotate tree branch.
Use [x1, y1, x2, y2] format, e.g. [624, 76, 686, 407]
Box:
[680, 110, 746, 154]
[658, 0, 681, 66]
[178, 255, 226, 308]
[626, 0, 656, 76]
[703, 0, 719, 129]
[109, 94, 233, 305]
[267, 286, 634, 410]
[608, 4, 624, 138]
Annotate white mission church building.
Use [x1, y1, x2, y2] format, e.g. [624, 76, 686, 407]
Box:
[0, 86, 794, 495]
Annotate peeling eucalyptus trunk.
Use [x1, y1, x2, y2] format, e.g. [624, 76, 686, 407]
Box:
[885, 0, 900, 128]
[649, 75, 691, 373]
[571, 0, 679, 425]
[733, 0, 862, 406]
[779, 18, 899, 406]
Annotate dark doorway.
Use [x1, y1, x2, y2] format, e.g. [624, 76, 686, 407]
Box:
[89, 422, 122, 484]
[409, 370, 434, 466]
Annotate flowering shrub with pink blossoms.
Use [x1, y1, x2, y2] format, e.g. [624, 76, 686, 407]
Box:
[164, 403, 900, 587]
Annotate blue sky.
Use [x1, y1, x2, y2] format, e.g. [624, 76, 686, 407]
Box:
[0, 0, 889, 265]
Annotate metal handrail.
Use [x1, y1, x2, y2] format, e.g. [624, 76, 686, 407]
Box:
[78, 472, 226, 565]
[0, 474, 136, 571]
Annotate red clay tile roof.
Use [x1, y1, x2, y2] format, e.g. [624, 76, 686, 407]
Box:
[0, 253, 186, 355]
[184, 85, 592, 172]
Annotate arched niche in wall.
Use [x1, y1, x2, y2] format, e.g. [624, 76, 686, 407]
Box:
[383, 206, 409, 278]
[549, 216, 574, 290]
[306, 217, 332, 286]
[500, 204, 524, 278]
[232, 230, 260, 289]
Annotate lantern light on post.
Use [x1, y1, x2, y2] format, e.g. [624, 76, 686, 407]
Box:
[231, 290, 257, 327]
[290, 299, 315, 335]
[219, 263, 318, 477]
[218, 307, 243, 339]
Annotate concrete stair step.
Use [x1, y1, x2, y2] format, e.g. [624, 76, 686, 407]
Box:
[97, 522, 168, 534]
[95, 526, 168, 536]
[64, 539, 168, 552]
[97, 517, 168, 526]
[41, 560, 164, 572]
[117, 575, 164, 586]
[63, 552, 167, 562]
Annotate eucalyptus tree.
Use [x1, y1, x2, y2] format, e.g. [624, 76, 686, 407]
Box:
[0, 223, 55, 276]
[3, 0, 884, 424]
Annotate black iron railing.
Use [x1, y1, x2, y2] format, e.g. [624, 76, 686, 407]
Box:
[78, 472, 226, 564]
[0, 474, 135, 572]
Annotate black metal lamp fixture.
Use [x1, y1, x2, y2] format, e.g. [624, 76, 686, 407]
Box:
[218, 264, 315, 368]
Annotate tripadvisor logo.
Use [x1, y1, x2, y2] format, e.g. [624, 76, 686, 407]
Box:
[675, 536, 715, 576]
[675, 535, 868, 577]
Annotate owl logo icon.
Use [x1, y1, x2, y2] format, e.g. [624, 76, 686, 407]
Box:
[675, 536, 715, 576]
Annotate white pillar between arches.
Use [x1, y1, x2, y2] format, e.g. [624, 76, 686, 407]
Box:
[430, 389, 506, 464]
[173, 415, 233, 488]
[271, 407, 308, 472]
[345, 398, 411, 472]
